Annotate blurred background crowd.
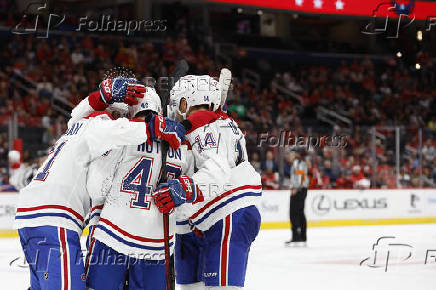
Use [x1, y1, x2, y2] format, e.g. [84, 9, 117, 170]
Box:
[0, 1, 435, 190]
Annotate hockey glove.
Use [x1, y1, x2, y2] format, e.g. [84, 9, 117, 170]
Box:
[152, 175, 204, 214]
[148, 114, 186, 150]
[125, 83, 146, 105]
[99, 77, 144, 105]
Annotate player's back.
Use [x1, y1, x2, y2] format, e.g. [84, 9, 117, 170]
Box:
[87, 147, 125, 227]
[184, 110, 262, 231]
[92, 139, 187, 259]
[15, 113, 149, 233]
[15, 118, 94, 232]
[186, 110, 250, 192]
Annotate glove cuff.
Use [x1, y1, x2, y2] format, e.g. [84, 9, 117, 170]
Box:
[155, 115, 166, 138]
[88, 91, 108, 111]
[177, 175, 203, 204]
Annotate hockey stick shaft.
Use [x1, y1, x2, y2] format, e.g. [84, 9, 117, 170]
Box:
[163, 213, 171, 290]
[219, 68, 232, 107]
[159, 59, 189, 290]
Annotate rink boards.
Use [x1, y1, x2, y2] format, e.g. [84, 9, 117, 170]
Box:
[259, 189, 436, 229]
[0, 189, 436, 236]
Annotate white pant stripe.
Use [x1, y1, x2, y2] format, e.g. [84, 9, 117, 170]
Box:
[58, 228, 70, 290]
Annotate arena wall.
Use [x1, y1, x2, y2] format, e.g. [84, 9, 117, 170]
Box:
[1, 189, 435, 237]
[260, 189, 436, 229]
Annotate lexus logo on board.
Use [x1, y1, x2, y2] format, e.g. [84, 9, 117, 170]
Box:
[311, 194, 388, 216]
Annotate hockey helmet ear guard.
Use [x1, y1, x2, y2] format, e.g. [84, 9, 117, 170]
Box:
[167, 94, 182, 120]
[169, 75, 196, 120]
[129, 87, 162, 118]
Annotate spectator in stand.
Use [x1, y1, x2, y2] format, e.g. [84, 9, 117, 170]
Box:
[261, 150, 278, 173]
[309, 166, 330, 189]
[336, 172, 353, 188]
[250, 152, 262, 174]
[385, 168, 397, 189]
[410, 152, 420, 170]
[422, 139, 435, 163]
[431, 159, 436, 183]
[36, 76, 53, 98]
[422, 167, 435, 187]
[350, 165, 364, 188]
[261, 168, 279, 190]
[71, 47, 84, 65]
[0, 20, 434, 189]
[356, 166, 371, 189]
[283, 151, 296, 187]
[428, 116, 436, 132]
[399, 166, 411, 188]
[322, 160, 336, 182]
[318, 170, 331, 189]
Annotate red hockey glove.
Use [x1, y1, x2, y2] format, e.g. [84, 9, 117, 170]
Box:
[151, 175, 204, 214]
[125, 83, 146, 105]
[148, 114, 186, 150]
[99, 77, 144, 105]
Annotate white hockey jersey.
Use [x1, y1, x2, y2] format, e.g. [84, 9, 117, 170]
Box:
[9, 164, 38, 190]
[14, 112, 149, 233]
[91, 137, 191, 259]
[174, 148, 195, 235]
[87, 147, 125, 227]
[180, 110, 262, 231]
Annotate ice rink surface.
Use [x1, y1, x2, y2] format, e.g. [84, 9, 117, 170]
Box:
[2, 224, 436, 290]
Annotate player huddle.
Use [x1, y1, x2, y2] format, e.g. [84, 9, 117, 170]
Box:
[14, 72, 262, 290]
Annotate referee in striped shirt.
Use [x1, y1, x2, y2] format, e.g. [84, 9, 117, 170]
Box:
[285, 149, 309, 246]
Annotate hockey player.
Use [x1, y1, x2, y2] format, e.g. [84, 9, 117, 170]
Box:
[14, 77, 183, 290]
[153, 75, 263, 290]
[84, 87, 193, 290]
[8, 150, 44, 191]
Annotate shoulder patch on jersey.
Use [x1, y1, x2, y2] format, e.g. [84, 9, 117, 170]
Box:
[85, 111, 114, 120]
[186, 110, 229, 134]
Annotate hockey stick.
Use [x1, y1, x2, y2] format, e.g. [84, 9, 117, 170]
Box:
[219, 68, 232, 107]
[159, 59, 189, 290]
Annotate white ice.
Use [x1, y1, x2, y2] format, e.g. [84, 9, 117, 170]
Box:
[3, 224, 436, 290]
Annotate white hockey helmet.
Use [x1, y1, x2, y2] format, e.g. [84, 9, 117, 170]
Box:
[106, 103, 129, 119]
[168, 75, 194, 120]
[169, 75, 221, 120]
[128, 87, 162, 118]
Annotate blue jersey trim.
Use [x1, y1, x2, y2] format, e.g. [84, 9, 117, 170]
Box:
[89, 212, 100, 221]
[96, 224, 173, 251]
[176, 220, 189, 226]
[15, 212, 83, 229]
